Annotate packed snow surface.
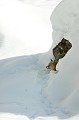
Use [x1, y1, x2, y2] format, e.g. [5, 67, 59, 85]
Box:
[0, 0, 79, 120]
[0, 53, 79, 120]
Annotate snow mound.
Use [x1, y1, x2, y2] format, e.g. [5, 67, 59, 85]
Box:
[44, 0, 79, 116]
[1, 0, 79, 120]
[50, 0, 79, 46]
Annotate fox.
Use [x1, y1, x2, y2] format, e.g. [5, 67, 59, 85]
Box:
[46, 59, 58, 71]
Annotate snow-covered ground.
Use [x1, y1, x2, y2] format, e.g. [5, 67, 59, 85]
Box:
[0, 53, 79, 120]
[1, 0, 79, 120]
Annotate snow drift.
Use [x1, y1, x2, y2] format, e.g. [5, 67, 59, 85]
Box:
[0, 0, 79, 120]
[44, 0, 79, 117]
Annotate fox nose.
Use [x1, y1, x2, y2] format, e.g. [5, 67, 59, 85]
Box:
[46, 66, 48, 69]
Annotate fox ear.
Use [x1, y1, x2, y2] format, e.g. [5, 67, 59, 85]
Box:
[50, 59, 53, 61]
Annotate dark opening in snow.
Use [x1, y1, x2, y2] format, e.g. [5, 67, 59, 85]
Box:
[46, 38, 72, 71]
[53, 38, 72, 61]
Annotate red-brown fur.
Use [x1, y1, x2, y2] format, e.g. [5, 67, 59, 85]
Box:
[46, 59, 58, 71]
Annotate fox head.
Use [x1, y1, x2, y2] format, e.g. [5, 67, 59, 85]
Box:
[46, 59, 58, 71]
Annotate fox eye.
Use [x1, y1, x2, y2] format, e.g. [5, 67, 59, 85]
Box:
[50, 59, 53, 61]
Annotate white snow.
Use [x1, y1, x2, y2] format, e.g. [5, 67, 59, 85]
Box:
[0, 0, 79, 120]
[0, 0, 53, 59]
[45, 0, 79, 117]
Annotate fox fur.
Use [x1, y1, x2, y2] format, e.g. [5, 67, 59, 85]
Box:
[46, 59, 58, 71]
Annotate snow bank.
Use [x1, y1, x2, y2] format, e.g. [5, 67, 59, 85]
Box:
[44, 0, 79, 117]
[1, 0, 79, 120]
